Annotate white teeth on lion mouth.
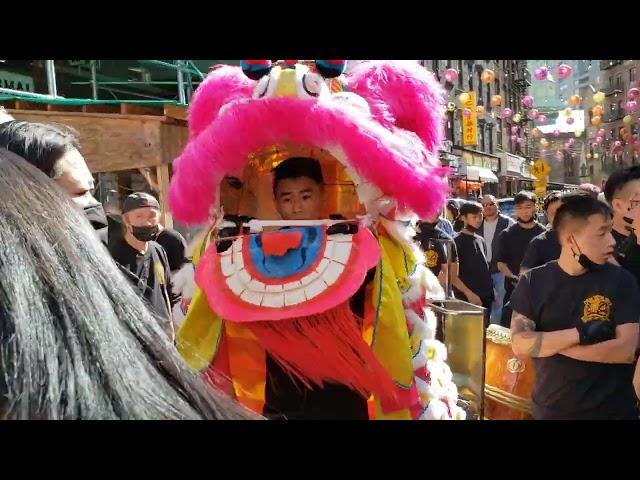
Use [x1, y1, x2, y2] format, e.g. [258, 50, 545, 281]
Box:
[220, 233, 354, 307]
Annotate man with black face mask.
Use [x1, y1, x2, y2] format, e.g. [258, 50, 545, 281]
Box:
[510, 193, 639, 419]
[109, 192, 175, 338]
[495, 191, 545, 326]
[603, 165, 640, 286]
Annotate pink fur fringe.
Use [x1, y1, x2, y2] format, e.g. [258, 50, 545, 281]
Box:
[170, 62, 449, 224]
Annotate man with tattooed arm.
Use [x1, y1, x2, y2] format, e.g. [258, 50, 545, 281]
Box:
[509, 193, 640, 420]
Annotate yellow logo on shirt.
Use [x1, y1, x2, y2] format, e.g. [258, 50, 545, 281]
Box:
[426, 249, 439, 268]
[582, 295, 612, 322]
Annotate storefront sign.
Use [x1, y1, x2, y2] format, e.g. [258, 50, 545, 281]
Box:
[462, 92, 477, 146]
[0, 70, 33, 92]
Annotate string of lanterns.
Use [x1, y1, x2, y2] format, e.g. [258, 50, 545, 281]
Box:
[442, 61, 639, 164]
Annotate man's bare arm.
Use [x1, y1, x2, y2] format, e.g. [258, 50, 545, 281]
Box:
[497, 261, 516, 280]
[633, 358, 640, 400]
[511, 312, 580, 358]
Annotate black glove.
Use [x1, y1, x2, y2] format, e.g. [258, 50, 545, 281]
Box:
[216, 215, 253, 253]
[576, 320, 616, 345]
[327, 222, 358, 235]
[327, 213, 358, 235]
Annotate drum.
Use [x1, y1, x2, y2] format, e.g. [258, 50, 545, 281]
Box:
[484, 324, 534, 420]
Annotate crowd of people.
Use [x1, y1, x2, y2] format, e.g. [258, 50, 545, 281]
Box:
[416, 179, 640, 419]
[1, 101, 640, 420]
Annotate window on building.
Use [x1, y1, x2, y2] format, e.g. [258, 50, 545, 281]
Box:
[468, 66, 474, 92]
[610, 76, 614, 90]
[618, 100, 624, 119]
[478, 123, 484, 151]
[486, 83, 491, 111]
[496, 119, 502, 148]
[488, 126, 494, 154]
[458, 60, 463, 89]
[590, 164, 594, 176]
[630, 67, 637, 83]
[617, 73, 623, 90]
[477, 69, 483, 100]
[446, 60, 451, 68]
[445, 111, 454, 142]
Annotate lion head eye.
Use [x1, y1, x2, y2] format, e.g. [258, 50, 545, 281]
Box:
[301, 72, 324, 98]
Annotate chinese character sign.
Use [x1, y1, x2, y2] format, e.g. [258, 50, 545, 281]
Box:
[462, 92, 477, 146]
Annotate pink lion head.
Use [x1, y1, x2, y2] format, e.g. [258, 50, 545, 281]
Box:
[169, 60, 449, 224]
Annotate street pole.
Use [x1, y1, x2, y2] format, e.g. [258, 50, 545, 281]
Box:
[45, 60, 58, 98]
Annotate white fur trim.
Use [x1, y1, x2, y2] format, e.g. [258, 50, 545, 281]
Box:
[405, 308, 422, 328]
[421, 266, 445, 301]
[402, 273, 424, 305]
[422, 308, 438, 339]
[409, 316, 429, 340]
[171, 262, 196, 301]
[420, 399, 448, 420]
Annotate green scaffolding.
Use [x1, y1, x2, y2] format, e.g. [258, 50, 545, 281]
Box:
[0, 60, 207, 105]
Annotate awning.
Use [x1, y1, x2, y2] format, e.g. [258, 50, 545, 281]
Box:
[461, 165, 498, 183]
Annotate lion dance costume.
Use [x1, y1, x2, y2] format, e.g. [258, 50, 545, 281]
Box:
[170, 60, 466, 420]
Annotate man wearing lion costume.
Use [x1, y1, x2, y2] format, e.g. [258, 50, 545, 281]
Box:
[170, 59, 466, 420]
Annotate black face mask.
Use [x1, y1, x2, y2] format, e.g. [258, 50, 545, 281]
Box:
[84, 203, 108, 230]
[130, 225, 159, 242]
[571, 236, 600, 271]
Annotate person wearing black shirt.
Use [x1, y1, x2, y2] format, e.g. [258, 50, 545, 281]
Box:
[263, 157, 369, 419]
[155, 226, 188, 273]
[603, 165, 640, 287]
[510, 194, 639, 420]
[520, 191, 563, 272]
[496, 191, 545, 326]
[451, 201, 494, 327]
[108, 192, 175, 339]
[416, 215, 458, 290]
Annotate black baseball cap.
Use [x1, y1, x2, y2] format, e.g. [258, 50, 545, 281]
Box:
[122, 192, 160, 214]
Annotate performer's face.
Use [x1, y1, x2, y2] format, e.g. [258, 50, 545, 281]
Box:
[274, 176, 324, 220]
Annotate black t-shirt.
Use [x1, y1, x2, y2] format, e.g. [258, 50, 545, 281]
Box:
[156, 228, 188, 272]
[520, 228, 561, 270]
[612, 228, 640, 287]
[109, 238, 174, 323]
[264, 356, 369, 420]
[453, 232, 494, 301]
[510, 261, 640, 420]
[415, 223, 458, 277]
[496, 222, 545, 277]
